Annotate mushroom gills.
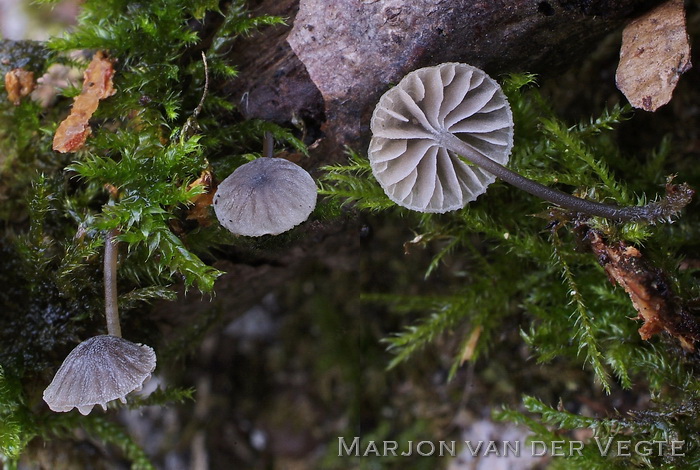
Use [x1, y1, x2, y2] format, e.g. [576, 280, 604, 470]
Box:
[43, 335, 156, 415]
[369, 63, 512, 213]
[369, 62, 692, 221]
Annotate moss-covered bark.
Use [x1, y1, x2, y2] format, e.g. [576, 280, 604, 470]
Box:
[1, 0, 700, 469]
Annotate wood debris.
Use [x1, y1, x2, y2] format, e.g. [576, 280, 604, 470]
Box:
[52, 51, 116, 153]
[615, 0, 692, 112]
[5, 68, 35, 105]
[186, 170, 215, 226]
[584, 229, 700, 351]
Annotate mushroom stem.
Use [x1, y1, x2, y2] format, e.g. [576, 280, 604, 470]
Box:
[263, 131, 274, 158]
[441, 133, 658, 221]
[104, 229, 122, 338]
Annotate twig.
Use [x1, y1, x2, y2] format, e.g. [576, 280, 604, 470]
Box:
[192, 52, 209, 121]
[181, 52, 210, 141]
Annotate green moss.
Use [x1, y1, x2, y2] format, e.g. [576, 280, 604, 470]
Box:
[322, 73, 700, 467]
[0, 0, 293, 466]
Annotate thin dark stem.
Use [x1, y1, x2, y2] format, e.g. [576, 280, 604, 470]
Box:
[180, 52, 209, 142]
[104, 229, 122, 338]
[263, 131, 274, 158]
[441, 133, 654, 221]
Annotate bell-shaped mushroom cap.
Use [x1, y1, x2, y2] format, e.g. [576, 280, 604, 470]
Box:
[369, 63, 514, 213]
[213, 157, 318, 237]
[43, 335, 156, 415]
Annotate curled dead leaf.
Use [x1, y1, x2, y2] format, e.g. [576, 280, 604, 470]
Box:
[616, 0, 692, 112]
[52, 51, 116, 153]
[186, 170, 215, 226]
[5, 68, 35, 106]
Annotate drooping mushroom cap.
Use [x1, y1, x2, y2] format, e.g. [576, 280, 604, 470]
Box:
[213, 157, 318, 237]
[369, 63, 514, 213]
[43, 335, 156, 415]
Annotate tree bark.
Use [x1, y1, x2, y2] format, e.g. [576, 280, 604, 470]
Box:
[226, 0, 664, 158]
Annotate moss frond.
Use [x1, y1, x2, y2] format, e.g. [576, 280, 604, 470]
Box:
[318, 149, 397, 212]
[0, 0, 289, 464]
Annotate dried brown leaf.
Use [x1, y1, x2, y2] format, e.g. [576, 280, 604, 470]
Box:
[52, 51, 116, 153]
[186, 170, 215, 226]
[459, 325, 483, 365]
[5, 68, 35, 106]
[616, 0, 692, 112]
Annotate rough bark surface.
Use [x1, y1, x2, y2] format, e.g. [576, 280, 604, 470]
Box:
[227, 0, 664, 158]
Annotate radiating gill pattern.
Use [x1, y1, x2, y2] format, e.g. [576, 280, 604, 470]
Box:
[369, 63, 514, 213]
[43, 335, 156, 415]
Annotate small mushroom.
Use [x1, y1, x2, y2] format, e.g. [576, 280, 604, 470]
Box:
[370, 62, 513, 213]
[369, 62, 693, 221]
[43, 335, 156, 415]
[213, 157, 318, 236]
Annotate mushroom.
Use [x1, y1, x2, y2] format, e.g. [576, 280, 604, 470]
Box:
[370, 62, 513, 213]
[369, 62, 692, 220]
[42, 335, 156, 415]
[213, 156, 318, 237]
[44, 228, 157, 415]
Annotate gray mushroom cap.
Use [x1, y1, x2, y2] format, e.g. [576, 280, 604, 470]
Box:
[43, 335, 156, 415]
[213, 157, 318, 237]
[369, 62, 514, 213]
